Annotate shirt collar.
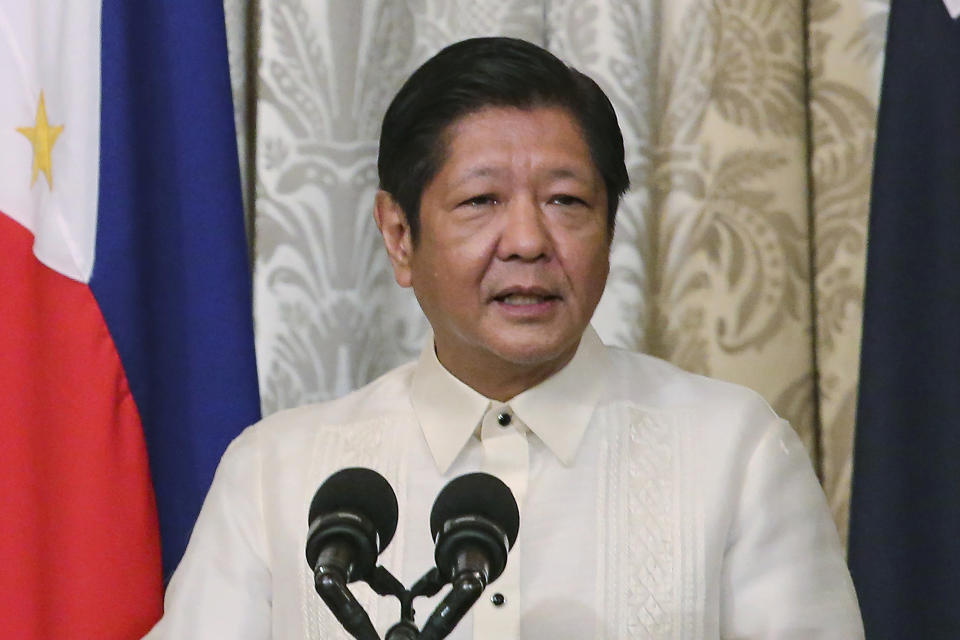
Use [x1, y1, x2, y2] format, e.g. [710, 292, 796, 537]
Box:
[411, 326, 608, 473]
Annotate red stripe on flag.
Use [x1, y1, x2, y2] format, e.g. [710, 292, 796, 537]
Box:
[0, 212, 163, 638]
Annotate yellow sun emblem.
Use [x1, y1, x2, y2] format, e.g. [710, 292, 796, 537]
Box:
[16, 91, 64, 190]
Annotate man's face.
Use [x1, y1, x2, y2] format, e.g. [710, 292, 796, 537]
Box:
[378, 106, 611, 398]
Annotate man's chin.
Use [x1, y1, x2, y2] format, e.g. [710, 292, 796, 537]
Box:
[486, 334, 582, 374]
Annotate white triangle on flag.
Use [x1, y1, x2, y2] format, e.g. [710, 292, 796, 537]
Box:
[0, 1, 102, 284]
[945, 0, 960, 19]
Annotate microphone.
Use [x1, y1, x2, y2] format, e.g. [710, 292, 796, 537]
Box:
[419, 473, 520, 640]
[305, 467, 399, 640]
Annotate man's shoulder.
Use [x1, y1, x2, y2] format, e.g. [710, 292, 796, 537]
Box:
[601, 344, 781, 430]
[241, 359, 418, 448]
[604, 344, 763, 402]
[598, 344, 793, 481]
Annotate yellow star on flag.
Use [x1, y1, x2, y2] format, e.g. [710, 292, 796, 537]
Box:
[16, 90, 64, 190]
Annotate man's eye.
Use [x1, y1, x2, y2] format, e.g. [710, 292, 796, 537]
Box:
[549, 194, 587, 206]
[460, 194, 497, 207]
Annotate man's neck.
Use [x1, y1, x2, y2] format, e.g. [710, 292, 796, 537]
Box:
[433, 342, 580, 402]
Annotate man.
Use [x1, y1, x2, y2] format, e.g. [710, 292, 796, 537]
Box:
[145, 38, 863, 639]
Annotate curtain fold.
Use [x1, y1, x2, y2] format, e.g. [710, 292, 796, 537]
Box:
[224, 0, 887, 543]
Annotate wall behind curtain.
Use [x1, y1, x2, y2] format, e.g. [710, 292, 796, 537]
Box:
[223, 0, 889, 543]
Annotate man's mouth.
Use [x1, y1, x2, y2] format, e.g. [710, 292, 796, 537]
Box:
[493, 289, 561, 306]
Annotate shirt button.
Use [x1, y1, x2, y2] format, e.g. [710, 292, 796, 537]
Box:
[491, 592, 506, 606]
[496, 412, 511, 427]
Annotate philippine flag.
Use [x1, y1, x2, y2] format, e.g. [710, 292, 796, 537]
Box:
[848, 2, 960, 637]
[0, 2, 261, 637]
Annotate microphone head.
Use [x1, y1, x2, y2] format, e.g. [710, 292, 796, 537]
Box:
[429, 472, 520, 549]
[309, 467, 399, 551]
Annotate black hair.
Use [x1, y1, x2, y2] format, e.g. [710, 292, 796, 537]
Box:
[377, 37, 629, 241]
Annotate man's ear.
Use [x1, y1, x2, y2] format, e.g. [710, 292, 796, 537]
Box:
[373, 190, 414, 288]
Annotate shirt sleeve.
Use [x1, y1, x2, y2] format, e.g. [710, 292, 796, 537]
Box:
[142, 427, 272, 640]
[719, 418, 865, 639]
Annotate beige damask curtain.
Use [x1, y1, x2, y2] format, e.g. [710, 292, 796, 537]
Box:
[223, 0, 889, 544]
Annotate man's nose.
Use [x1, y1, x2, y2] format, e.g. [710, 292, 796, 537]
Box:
[497, 195, 551, 261]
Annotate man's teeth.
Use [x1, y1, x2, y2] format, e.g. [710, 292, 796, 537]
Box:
[501, 294, 548, 305]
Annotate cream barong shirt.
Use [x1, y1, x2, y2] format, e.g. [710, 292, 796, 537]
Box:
[145, 327, 863, 639]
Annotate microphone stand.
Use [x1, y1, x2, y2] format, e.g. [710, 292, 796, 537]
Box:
[365, 565, 419, 640]
[322, 526, 507, 639]
[371, 566, 449, 640]
[345, 565, 457, 640]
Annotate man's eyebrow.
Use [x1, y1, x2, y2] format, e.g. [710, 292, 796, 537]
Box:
[449, 165, 595, 188]
[450, 166, 506, 188]
[544, 167, 590, 181]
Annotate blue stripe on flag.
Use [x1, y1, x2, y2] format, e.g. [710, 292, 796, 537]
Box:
[849, 2, 960, 637]
[91, 0, 261, 578]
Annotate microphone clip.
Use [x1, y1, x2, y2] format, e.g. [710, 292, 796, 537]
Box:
[307, 511, 380, 583]
[434, 514, 510, 584]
